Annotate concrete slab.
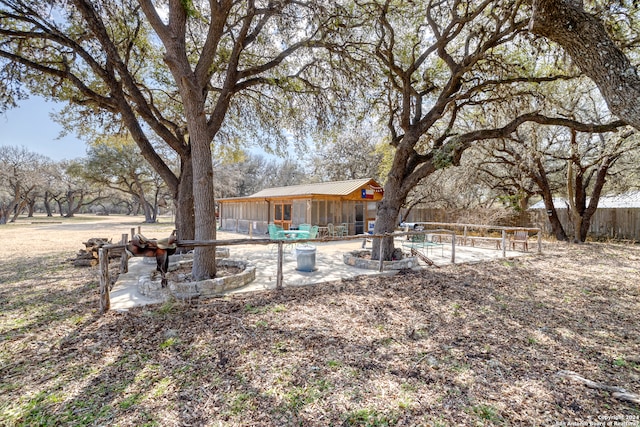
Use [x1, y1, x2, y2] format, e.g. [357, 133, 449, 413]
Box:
[109, 257, 165, 311]
[109, 231, 532, 311]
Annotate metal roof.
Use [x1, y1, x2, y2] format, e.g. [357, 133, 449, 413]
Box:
[249, 178, 379, 198]
[529, 191, 640, 209]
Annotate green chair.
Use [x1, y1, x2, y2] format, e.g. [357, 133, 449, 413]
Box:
[268, 224, 291, 252]
[299, 224, 311, 232]
[402, 233, 443, 257]
[268, 224, 285, 240]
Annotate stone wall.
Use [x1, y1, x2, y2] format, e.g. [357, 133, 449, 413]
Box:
[138, 258, 255, 301]
[343, 250, 418, 270]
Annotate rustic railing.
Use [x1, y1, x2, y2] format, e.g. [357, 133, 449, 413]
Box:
[98, 225, 541, 314]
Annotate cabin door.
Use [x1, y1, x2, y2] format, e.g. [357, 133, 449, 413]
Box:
[355, 203, 364, 235]
[274, 202, 292, 230]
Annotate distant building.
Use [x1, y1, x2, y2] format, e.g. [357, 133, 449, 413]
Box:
[218, 178, 384, 235]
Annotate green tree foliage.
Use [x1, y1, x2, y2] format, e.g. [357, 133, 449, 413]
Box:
[341, 1, 616, 258]
[530, 0, 640, 130]
[307, 123, 387, 183]
[0, 0, 352, 279]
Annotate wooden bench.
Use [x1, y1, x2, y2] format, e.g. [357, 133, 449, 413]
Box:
[429, 233, 454, 244]
[510, 231, 529, 251]
[464, 236, 502, 249]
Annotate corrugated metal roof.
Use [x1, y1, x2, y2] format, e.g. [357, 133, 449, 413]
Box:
[248, 178, 379, 198]
[529, 191, 640, 209]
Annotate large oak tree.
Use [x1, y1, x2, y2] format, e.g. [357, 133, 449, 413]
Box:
[0, 0, 345, 278]
[338, 0, 637, 259]
[348, 1, 617, 259]
[530, 0, 640, 130]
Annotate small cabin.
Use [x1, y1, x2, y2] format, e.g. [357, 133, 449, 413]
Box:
[218, 178, 384, 236]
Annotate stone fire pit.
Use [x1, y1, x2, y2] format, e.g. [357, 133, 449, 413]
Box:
[343, 249, 417, 270]
[138, 257, 255, 301]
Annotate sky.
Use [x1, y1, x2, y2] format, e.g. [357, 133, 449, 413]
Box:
[0, 96, 88, 161]
[0, 95, 290, 164]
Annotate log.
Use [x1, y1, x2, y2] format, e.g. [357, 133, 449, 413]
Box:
[557, 370, 640, 404]
[75, 250, 94, 259]
[83, 238, 111, 248]
[73, 258, 98, 267]
[73, 238, 123, 267]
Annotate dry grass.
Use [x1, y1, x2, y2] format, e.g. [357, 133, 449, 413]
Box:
[0, 215, 639, 426]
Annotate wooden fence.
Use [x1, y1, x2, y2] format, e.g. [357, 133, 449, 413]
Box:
[98, 224, 541, 314]
[403, 222, 542, 255]
[408, 207, 640, 241]
[531, 208, 640, 241]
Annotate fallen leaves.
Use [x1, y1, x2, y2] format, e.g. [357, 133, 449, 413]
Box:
[0, 242, 639, 426]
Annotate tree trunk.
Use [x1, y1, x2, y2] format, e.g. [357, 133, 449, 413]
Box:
[0, 206, 9, 224]
[530, 0, 640, 130]
[540, 190, 568, 241]
[530, 155, 568, 241]
[182, 96, 217, 280]
[189, 131, 217, 280]
[10, 197, 28, 223]
[44, 192, 53, 216]
[372, 199, 401, 261]
[151, 187, 159, 222]
[134, 177, 155, 223]
[371, 178, 408, 260]
[174, 153, 195, 251]
[569, 210, 582, 243]
[64, 190, 82, 218]
[578, 157, 612, 242]
[27, 199, 35, 217]
[566, 159, 582, 243]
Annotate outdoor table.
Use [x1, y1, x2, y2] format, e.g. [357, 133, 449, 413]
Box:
[284, 230, 310, 240]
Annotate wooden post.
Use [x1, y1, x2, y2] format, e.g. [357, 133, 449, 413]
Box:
[99, 248, 110, 313]
[501, 229, 507, 257]
[378, 236, 385, 272]
[463, 225, 468, 246]
[130, 227, 136, 238]
[120, 233, 128, 274]
[137, 226, 141, 235]
[451, 233, 456, 264]
[276, 241, 284, 290]
[537, 229, 542, 253]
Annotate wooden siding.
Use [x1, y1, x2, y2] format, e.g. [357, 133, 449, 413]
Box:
[405, 207, 640, 241]
[218, 179, 383, 235]
[532, 208, 640, 240]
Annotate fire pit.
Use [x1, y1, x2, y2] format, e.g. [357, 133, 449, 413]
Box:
[343, 249, 417, 270]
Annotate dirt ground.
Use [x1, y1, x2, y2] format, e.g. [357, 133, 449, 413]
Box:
[0, 215, 639, 426]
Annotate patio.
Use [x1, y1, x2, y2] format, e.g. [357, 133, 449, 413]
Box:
[110, 231, 534, 311]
